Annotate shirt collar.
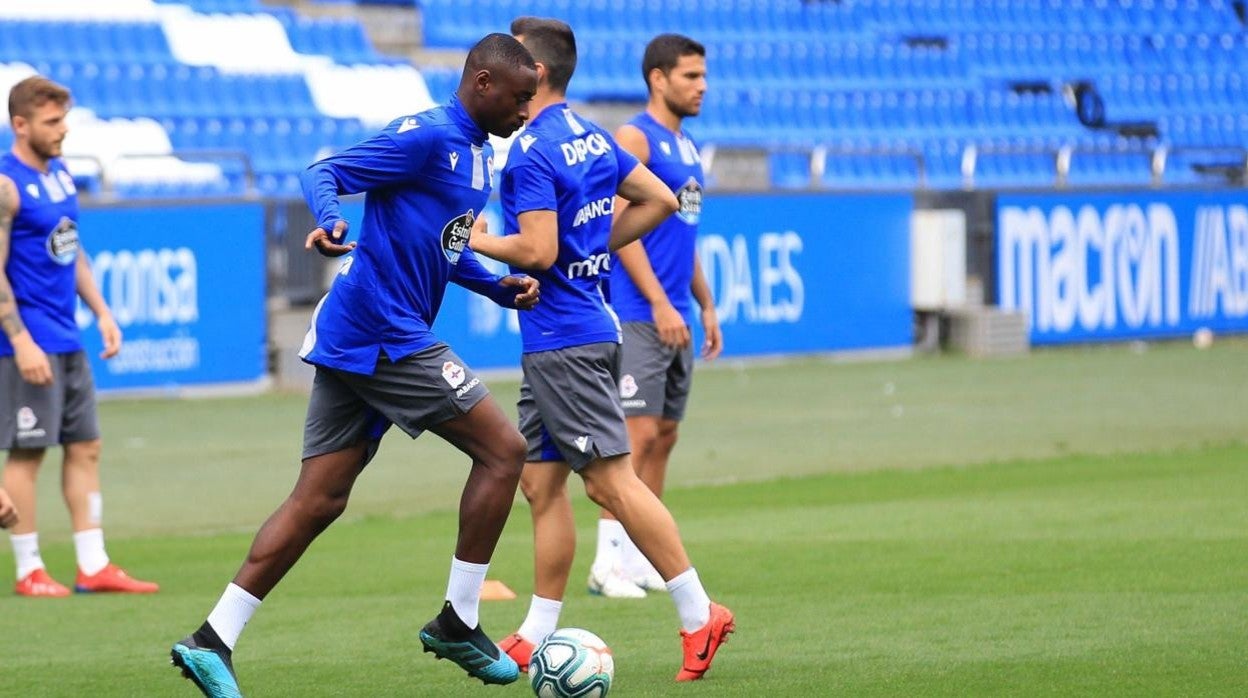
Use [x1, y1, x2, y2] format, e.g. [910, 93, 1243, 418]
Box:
[447, 94, 487, 145]
[531, 102, 569, 127]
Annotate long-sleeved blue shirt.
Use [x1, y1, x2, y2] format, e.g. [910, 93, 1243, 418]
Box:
[299, 96, 517, 375]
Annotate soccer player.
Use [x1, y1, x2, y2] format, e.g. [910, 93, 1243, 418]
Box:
[1, 76, 159, 597]
[589, 33, 722, 597]
[169, 34, 540, 696]
[469, 18, 734, 683]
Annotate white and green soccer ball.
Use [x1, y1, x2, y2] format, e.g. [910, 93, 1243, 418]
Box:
[529, 628, 614, 698]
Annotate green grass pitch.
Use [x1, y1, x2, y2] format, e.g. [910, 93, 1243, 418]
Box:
[1, 339, 1246, 696]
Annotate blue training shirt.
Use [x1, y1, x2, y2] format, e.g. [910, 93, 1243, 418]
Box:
[500, 103, 640, 353]
[299, 96, 517, 375]
[0, 152, 82, 357]
[606, 111, 704, 324]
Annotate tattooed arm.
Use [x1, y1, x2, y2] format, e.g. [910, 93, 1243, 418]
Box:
[0, 175, 52, 385]
[0, 176, 24, 339]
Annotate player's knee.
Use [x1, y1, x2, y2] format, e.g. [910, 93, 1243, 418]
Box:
[65, 440, 102, 465]
[499, 429, 527, 470]
[6, 448, 47, 467]
[521, 474, 551, 506]
[630, 418, 660, 446]
[582, 472, 628, 513]
[300, 491, 350, 528]
[658, 429, 679, 453]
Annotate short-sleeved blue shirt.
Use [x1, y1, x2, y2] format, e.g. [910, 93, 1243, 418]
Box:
[500, 104, 639, 353]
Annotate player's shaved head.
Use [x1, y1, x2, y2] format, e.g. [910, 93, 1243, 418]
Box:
[509, 17, 576, 94]
[461, 33, 535, 85]
[458, 33, 539, 138]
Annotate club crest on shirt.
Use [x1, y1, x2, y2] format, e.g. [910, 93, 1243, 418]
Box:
[675, 178, 702, 225]
[441, 210, 473, 264]
[46, 216, 79, 265]
[441, 360, 466, 388]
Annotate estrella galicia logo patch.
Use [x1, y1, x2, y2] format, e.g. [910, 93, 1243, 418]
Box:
[675, 178, 702, 225]
[46, 217, 79, 265]
[441, 210, 473, 265]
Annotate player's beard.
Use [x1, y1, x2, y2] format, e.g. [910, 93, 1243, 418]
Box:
[30, 135, 63, 161]
[663, 93, 700, 119]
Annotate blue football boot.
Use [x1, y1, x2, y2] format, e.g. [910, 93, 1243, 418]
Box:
[419, 601, 520, 685]
[171, 623, 243, 698]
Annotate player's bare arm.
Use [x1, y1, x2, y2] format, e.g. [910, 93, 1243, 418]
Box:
[0, 174, 52, 385]
[608, 163, 677, 253]
[611, 124, 688, 348]
[75, 249, 122, 359]
[468, 209, 559, 270]
[690, 255, 722, 360]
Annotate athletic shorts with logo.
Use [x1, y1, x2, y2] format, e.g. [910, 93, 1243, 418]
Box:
[0, 350, 100, 449]
[302, 343, 488, 464]
[518, 342, 631, 472]
[618, 321, 694, 421]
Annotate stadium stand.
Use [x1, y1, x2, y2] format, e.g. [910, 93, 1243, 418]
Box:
[1, 0, 1245, 197]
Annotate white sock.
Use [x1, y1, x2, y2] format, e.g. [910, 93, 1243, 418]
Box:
[517, 595, 562, 645]
[10, 532, 45, 581]
[621, 533, 658, 579]
[207, 583, 262, 651]
[666, 567, 711, 632]
[591, 519, 626, 574]
[73, 528, 110, 575]
[445, 557, 488, 629]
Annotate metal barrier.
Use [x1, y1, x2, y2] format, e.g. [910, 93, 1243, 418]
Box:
[963, 142, 1248, 189]
[70, 149, 258, 201]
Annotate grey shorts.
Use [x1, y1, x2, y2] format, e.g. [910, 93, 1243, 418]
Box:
[0, 350, 100, 450]
[302, 343, 489, 462]
[618, 322, 694, 421]
[518, 342, 631, 471]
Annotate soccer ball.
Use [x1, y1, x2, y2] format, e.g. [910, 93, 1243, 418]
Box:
[529, 628, 614, 698]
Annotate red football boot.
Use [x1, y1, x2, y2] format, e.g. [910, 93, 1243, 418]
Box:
[676, 602, 735, 681]
[15, 568, 71, 597]
[75, 563, 159, 593]
[498, 633, 536, 673]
